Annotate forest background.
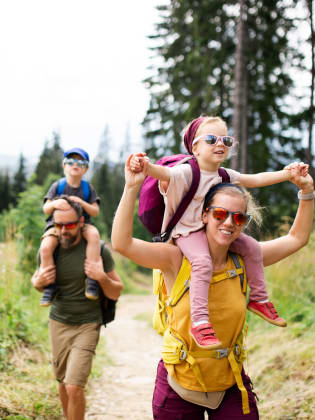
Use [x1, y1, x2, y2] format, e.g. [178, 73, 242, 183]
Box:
[0, 1, 314, 418]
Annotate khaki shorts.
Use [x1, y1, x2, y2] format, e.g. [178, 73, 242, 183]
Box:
[49, 319, 101, 387]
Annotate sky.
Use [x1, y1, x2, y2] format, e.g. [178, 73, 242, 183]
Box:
[0, 0, 162, 164]
[0, 1, 312, 168]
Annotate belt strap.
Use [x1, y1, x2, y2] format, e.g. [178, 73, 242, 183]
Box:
[228, 351, 250, 414]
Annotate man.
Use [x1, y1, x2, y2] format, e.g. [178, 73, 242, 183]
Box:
[32, 196, 123, 420]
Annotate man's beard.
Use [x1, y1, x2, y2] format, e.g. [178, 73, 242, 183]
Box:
[60, 232, 78, 249]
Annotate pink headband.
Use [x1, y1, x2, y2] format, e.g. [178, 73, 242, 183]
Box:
[183, 116, 206, 154]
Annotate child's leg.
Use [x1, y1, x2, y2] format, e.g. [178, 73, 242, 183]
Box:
[82, 224, 101, 262]
[40, 233, 59, 307]
[40, 234, 59, 270]
[176, 230, 212, 324]
[82, 224, 101, 300]
[230, 233, 286, 327]
[175, 230, 222, 348]
[229, 232, 268, 302]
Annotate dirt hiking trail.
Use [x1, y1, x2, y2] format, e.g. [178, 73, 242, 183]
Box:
[86, 294, 162, 420]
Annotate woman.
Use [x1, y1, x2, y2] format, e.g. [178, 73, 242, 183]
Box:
[111, 156, 314, 419]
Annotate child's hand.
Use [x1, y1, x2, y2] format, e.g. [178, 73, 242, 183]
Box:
[54, 198, 71, 211]
[130, 153, 149, 173]
[68, 195, 84, 204]
[284, 162, 309, 178]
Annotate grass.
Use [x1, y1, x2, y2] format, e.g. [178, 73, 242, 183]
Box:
[0, 242, 61, 419]
[0, 241, 151, 419]
[244, 232, 315, 419]
[112, 250, 152, 295]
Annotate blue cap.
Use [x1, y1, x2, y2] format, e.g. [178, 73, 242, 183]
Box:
[64, 148, 89, 162]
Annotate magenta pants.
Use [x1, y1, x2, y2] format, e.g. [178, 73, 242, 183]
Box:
[176, 230, 268, 323]
[152, 360, 259, 419]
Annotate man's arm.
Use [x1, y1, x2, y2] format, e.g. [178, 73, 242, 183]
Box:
[84, 259, 123, 300]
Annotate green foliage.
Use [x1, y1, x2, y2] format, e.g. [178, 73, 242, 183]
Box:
[0, 179, 45, 276]
[247, 231, 315, 330]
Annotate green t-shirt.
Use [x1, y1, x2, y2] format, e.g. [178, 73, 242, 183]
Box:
[47, 239, 115, 325]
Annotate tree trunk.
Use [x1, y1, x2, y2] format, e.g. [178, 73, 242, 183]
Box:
[231, 0, 248, 172]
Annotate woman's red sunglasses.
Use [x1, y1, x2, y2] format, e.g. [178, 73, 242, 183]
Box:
[54, 220, 80, 230]
[206, 206, 249, 226]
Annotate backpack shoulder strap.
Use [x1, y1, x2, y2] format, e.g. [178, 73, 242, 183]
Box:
[57, 177, 67, 196]
[218, 167, 230, 183]
[56, 177, 90, 202]
[162, 157, 200, 241]
[80, 180, 90, 202]
[229, 252, 246, 294]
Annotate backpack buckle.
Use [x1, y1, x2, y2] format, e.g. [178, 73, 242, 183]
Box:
[215, 348, 229, 359]
[226, 269, 237, 279]
[179, 349, 187, 360]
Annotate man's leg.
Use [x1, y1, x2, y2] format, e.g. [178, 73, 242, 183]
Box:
[65, 384, 85, 420]
[58, 383, 68, 418]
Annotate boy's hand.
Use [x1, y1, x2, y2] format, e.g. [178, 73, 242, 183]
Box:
[130, 153, 150, 173]
[284, 162, 309, 179]
[54, 198, 71, 211]
[68, 195, 84, 204]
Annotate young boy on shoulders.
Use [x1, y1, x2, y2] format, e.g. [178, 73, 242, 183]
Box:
[39, 147, 101, 306]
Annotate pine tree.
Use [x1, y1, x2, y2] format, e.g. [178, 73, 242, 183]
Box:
[34, 132, 64, 185]
[143, 0, 306, 234]
[12, 153, 27, 205]
[142, 0, 236, 159]
[0, 171, 12, 213]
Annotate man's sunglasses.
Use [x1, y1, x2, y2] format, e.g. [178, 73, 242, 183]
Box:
[205, 206, 249, 226]
[63, 158, 89, 168]
[192, 134, 235, 148]
[54, 220, 80, 230]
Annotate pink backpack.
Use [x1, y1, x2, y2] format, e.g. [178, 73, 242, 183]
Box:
[138, 154, 230, 242]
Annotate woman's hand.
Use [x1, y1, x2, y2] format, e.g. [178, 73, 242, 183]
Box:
[125, 154, 149, 188]
[289, 166, 314, 193]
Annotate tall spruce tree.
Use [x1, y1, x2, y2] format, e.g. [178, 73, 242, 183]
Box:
[91, 127, 125, 237]
[143, 0, 236, 159]
[143, 0, 305, 234]
[34, 131, 64, 185]
[0, 171, 12, 213]
[12, 153, 27, 205]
